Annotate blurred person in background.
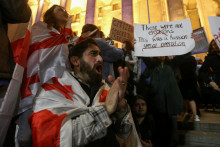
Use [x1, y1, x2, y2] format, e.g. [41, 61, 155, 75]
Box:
[173, 52, 200, 121]
[132, 95, 153, 147]
[199, 39, 220, 111]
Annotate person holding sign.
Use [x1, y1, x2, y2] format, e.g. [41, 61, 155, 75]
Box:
[141, 56, 183, 147]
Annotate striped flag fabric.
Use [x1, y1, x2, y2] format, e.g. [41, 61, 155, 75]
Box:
[19, 21, 72, 114]
[0, 15, 32, 146]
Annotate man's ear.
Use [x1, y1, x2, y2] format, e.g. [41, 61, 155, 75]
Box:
[70, 56, 80, 67]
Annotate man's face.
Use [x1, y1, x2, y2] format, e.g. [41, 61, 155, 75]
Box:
[80, 44, 103, 84]
[133, 99, 147, 117]
[53, 6, 69, 24]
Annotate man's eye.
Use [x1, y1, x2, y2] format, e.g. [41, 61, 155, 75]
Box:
[90, 51, 98, 55]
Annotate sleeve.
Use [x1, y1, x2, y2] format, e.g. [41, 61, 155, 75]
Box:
[112, 105, 132, 139]
[72, 106, 112, 146]
[127, 51, 138, 64]
[1, 0, 31, 23]
[96, 38, 124, 62]
[30, 105, 112, 147]
[199, 57, 212, 84]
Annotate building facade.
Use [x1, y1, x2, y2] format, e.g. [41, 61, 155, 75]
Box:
[28, 0, 220, 57]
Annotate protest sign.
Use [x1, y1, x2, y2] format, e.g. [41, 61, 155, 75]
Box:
[134, 18, 195, 57]
[192, 27, 209, 54]
[208, 16, 220, 49]
[109, 17, 134, 42]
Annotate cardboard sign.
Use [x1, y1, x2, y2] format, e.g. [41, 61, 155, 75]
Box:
[109, 17, 134, 42]
[192, 27, 209, 54]
[208, 16, 220, 49]
[134, 18, 195, 57]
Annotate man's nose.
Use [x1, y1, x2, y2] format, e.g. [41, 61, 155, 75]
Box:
[97, 55, 103, 62]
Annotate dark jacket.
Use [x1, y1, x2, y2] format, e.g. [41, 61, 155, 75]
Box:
[199, 53, 220, 86]
[142, 57, 183, 115]
[0, 0, 31, 80]
[173, 53, 197, 83]
[173, 53, 200, 100]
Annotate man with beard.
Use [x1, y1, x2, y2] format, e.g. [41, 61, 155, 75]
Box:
[29, 38, 133, 147]
[133, 95, 153, 147]
[78, 24, 124, 85]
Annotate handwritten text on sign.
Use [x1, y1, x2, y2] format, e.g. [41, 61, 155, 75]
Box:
[208, 16, 220, 49]
[134, 18, 195, 57]
[110, 17, 134, 42]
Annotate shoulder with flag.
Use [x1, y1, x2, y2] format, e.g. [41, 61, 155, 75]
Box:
[29, 70, 113, 146]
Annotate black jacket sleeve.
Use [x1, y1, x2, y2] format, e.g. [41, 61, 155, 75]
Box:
[199, 56, 212, 84]
[1, 0, 31, 23]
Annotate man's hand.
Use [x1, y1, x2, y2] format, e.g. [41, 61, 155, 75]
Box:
[117, 67, 129, 102]
[107, 67, 130, 115]
[209, 81, 220, 92]
[108, 67, 129, 101]
[105, 78, 120, 115]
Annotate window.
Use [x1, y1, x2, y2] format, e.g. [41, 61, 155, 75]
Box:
[98, 7, 103, 17]
[112, 3, 119, 11]
[72, 13, 80, 23]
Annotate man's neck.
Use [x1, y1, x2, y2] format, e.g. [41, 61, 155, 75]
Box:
[74, 72, 90, 87]
[137, 117, 145, 125]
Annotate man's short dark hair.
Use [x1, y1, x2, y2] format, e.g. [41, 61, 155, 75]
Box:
[69, 38, 98, 68]
[132, 94, 147, 106]
[82, 24, 99, 38]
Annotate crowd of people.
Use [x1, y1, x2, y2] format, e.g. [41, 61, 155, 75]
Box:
[1, 2, 220, 147]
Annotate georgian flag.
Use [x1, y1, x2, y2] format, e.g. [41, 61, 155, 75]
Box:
[19, 21, 72, 113]
[0, 16, 32, 145]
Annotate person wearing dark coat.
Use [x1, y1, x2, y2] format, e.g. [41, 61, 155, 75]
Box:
[142, 56, 183, 147]
[173, 52, 200, 121]
[199, 40, 220, 91]
[199, 40, 220, 108]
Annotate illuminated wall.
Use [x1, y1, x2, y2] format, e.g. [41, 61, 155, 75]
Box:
[28, 0, 39, 24]
[68, 0, 87, 36]
[28, 0, 220, 52]
[94, 0, 122, 37]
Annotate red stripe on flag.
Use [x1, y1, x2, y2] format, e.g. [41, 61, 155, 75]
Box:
[21, 71, 40, 99]
[99, 90, 108, 102]
[41, 77, 74, 101]
[29, 110, 67, 147]
[11, 30, 31, 67]
[64, 28, 72, 37]
[28, 32, 68, 58]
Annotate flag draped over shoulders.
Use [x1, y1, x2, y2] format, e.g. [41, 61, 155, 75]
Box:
[29, 71, 141, 147]
[29, 70, 112, 147]
[19, 21, 72, 113]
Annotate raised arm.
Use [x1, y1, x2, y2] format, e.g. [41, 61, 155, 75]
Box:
[96, 38, 124, 62]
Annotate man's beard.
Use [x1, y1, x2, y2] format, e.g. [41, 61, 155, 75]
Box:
[135, 111, 146, 118]
[80, 58, 102, 85]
